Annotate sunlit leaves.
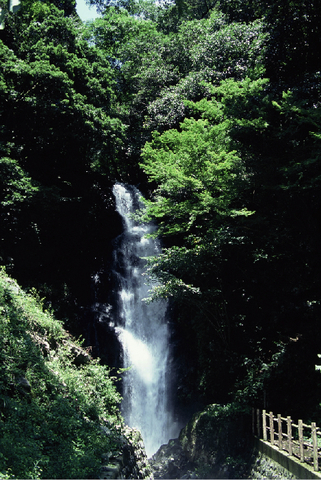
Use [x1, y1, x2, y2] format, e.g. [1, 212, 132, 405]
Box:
[140, 79, 264, 239]
[145, 11, 267, 130]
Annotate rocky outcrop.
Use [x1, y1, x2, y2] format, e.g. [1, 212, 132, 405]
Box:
[97, 404, 296, 479]
[99, 425, 153, 479]
[149, 438, 197, 479]
[150, 404, 254, 479]
[150, 404, 298, 479]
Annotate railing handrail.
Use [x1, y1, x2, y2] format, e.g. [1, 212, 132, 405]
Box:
[253, 408, 320, 472]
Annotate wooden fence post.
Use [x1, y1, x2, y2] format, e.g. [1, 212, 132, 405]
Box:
[298, 419, 304, 462]
[312, 422, 318, 471]
[262, 410, 267, 441]
[278, 414, 282, 449]
[270, 411, 275, 445]
[287, 416, 292, 455]
[255, 410, 320, 470]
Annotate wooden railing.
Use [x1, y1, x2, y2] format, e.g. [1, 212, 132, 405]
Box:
[252, 408, 321, 472]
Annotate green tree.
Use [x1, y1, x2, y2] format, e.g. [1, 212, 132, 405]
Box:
[88, 7, 266, 175]
[137, 78, 268, 398]
[213, 0, 321, 81]
[146, 12, 266, 131]
[139, 72, 321, 411]
[0, 1, 126, 325]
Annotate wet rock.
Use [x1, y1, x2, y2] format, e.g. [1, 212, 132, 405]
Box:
[149, 438, 193, 479]
[149, 404, 299, 479]
[99, 424, 153, 479]
[179, 404, 254, 477]
[150, 404, 254, 479]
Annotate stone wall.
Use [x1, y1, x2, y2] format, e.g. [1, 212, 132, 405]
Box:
[249, 451, 295, 479]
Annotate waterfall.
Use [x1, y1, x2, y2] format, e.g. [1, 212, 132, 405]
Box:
[112, 183, 177, 457]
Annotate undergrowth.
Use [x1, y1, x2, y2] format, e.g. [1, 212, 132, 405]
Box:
[0, 268, 123, 479]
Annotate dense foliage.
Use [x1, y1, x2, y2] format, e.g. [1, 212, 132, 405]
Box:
[0, 269, 122, 478]
[0, 0, 128, 329]
[141, 74, 321, 413]
[0, 0, 321, 475]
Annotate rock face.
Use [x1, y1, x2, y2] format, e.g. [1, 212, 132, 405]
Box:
[150, 404, 297, 479]
[149, 438, 196, 479]
[99, 425, 153, 479]
[103, 404, 295, 479]
[150, 404, 254, 479]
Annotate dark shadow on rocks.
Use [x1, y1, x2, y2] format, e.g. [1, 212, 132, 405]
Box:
[149, 404, 256, 479]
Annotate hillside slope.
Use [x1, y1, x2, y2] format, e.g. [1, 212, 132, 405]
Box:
[0, 268, 129, 479]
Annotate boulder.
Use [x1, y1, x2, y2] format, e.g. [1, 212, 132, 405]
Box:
[149, 438, 196, 479]
[100, 424, 153, 479]
[150, 404, 253, 479]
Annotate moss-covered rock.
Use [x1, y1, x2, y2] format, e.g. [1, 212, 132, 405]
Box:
[150, 404, 254, 479]
[151, 403, 298, 479]
[179, 404, 252, 477]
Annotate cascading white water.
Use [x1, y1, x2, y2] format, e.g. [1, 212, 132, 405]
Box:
[112, 183, 177, 457]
